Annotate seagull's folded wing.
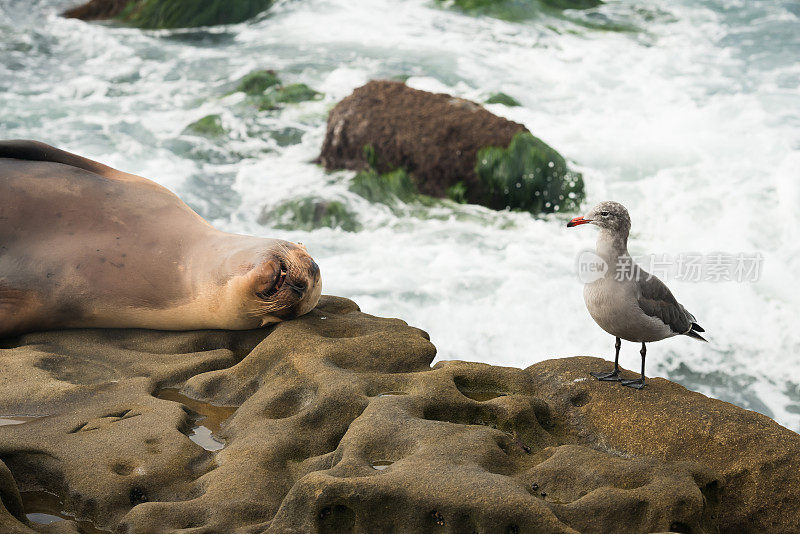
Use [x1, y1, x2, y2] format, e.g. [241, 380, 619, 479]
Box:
[636, 273, 693, 335]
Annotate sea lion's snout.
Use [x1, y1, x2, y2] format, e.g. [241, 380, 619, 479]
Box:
[284, 246, 322, 317]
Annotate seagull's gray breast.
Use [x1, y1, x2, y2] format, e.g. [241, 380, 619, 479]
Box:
[583, 263, 687, 343]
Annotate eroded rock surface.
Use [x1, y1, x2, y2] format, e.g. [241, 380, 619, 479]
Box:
[0, 296, 797, 533]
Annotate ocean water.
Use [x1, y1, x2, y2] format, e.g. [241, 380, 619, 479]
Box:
[1, 0, 798, 430]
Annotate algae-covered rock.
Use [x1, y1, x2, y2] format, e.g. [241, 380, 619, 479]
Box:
[124, 0, 273, 29]
[350, 167, 419, 205]
[273, 83, 321, 104]
[269, 127, 304, 147]
[485, 92, 521, 107]
[235, 69, 280, 95]
[260, 198, 360, 232]
[319, 80, 582, 215]
[254, 83, 323, 111]
[62, 0, 132, 21]
[63, 0, 275, 27]
[183, 114, 225, 137]
[0, 299, 798, 533]
[437, 0, 602, 21]
[347, 145, 434, 207]
[476, 131, 584, 213]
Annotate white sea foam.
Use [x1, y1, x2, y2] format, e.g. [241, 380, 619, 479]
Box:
[1, 0, 798, 429]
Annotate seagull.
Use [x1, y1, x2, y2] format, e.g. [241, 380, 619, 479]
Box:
[567, 201, 706, 389]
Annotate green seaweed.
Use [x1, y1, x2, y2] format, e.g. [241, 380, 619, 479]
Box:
[475, 132, 584, 214]
[183, 114, 225, 137]
[264, 198, 360, 232]
[446, 182, 468, 204]
[349, 145, 425, 206]
[485, 92, 521, 107]
[350, 168, 420, 205]
[236, 70, 280, 95]
[121, 0, 275, 29]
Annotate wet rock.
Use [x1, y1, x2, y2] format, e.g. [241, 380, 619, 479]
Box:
[183, 114, 226, 137]
[62, 0, 275, 29]
[236, 69, 281, 96]
[527, 357, 800, 533]
[485, 92, 522, 107]
[318, 80, 583, 214]
[0, 298, 796, 533]
[259, 198, 361, 232]
[255, 83, 323, 111]
[437, 0, 603, 22]
[62, 0, 131, 21]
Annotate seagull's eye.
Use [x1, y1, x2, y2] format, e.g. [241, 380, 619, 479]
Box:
[600, 211, 610, 217]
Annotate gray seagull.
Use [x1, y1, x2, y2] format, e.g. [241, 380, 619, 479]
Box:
[567, 201, 706, 389]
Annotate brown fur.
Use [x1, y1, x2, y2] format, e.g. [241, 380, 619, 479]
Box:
[0, 140, 321, 337]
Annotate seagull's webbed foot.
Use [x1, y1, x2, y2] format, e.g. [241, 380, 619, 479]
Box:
[620, 378, 646, 389]
[590, 370, 621, 381]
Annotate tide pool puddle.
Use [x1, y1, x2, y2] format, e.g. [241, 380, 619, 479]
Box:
[371, 460, 393, 470]
[0, 415, 40, 426]
[22, 490, 110, 533]
[156, 389, 236, 452]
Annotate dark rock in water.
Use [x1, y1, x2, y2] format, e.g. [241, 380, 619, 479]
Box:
[477, 132, 584, 213]
[0, 297, 797, 533]
[62, 0, 131, 20]
[349, 149, 421, 206]
[231, 69, 321, 110]
[62, 0, 275, 29]
[260, 198, 361, 232]
[318, 80, 583, 214]
[255, 83, 323, 111]
[437, 0, 602, 22]
[485, 91, 522, 107]
[235, 69, 281, 96]
[183, 114, 225, 137]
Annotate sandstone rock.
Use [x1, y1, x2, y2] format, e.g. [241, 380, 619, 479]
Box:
[527, 357, 800, 533]
[0, 297, 796, 533]
[317, 80, 584, 214]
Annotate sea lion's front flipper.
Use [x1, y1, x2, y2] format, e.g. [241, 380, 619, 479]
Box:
[0, 284, 38, 338]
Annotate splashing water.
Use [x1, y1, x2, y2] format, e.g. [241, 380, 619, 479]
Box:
[1, 0, 799, 429]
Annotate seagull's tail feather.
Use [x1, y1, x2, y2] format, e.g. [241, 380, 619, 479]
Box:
[685, 326, 707, 342]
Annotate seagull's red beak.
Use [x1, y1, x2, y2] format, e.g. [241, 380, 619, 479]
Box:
[567, 216, 592, 228]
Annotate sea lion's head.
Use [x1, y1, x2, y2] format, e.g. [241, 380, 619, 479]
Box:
[225, 239, 322, 327]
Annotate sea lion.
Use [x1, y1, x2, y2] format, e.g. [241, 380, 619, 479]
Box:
[0, 140, 322, 337]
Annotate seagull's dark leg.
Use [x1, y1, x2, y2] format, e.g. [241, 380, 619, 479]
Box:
[591, 337, 622, 381]
[621, 342, 647, 389]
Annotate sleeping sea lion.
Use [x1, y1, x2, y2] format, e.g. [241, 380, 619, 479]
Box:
[0, 140, 321, 337]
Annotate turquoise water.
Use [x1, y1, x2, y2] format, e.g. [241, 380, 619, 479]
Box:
[1, 0, 799, 430]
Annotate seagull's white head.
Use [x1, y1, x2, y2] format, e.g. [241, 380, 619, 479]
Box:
[567, 201, 631, 238]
